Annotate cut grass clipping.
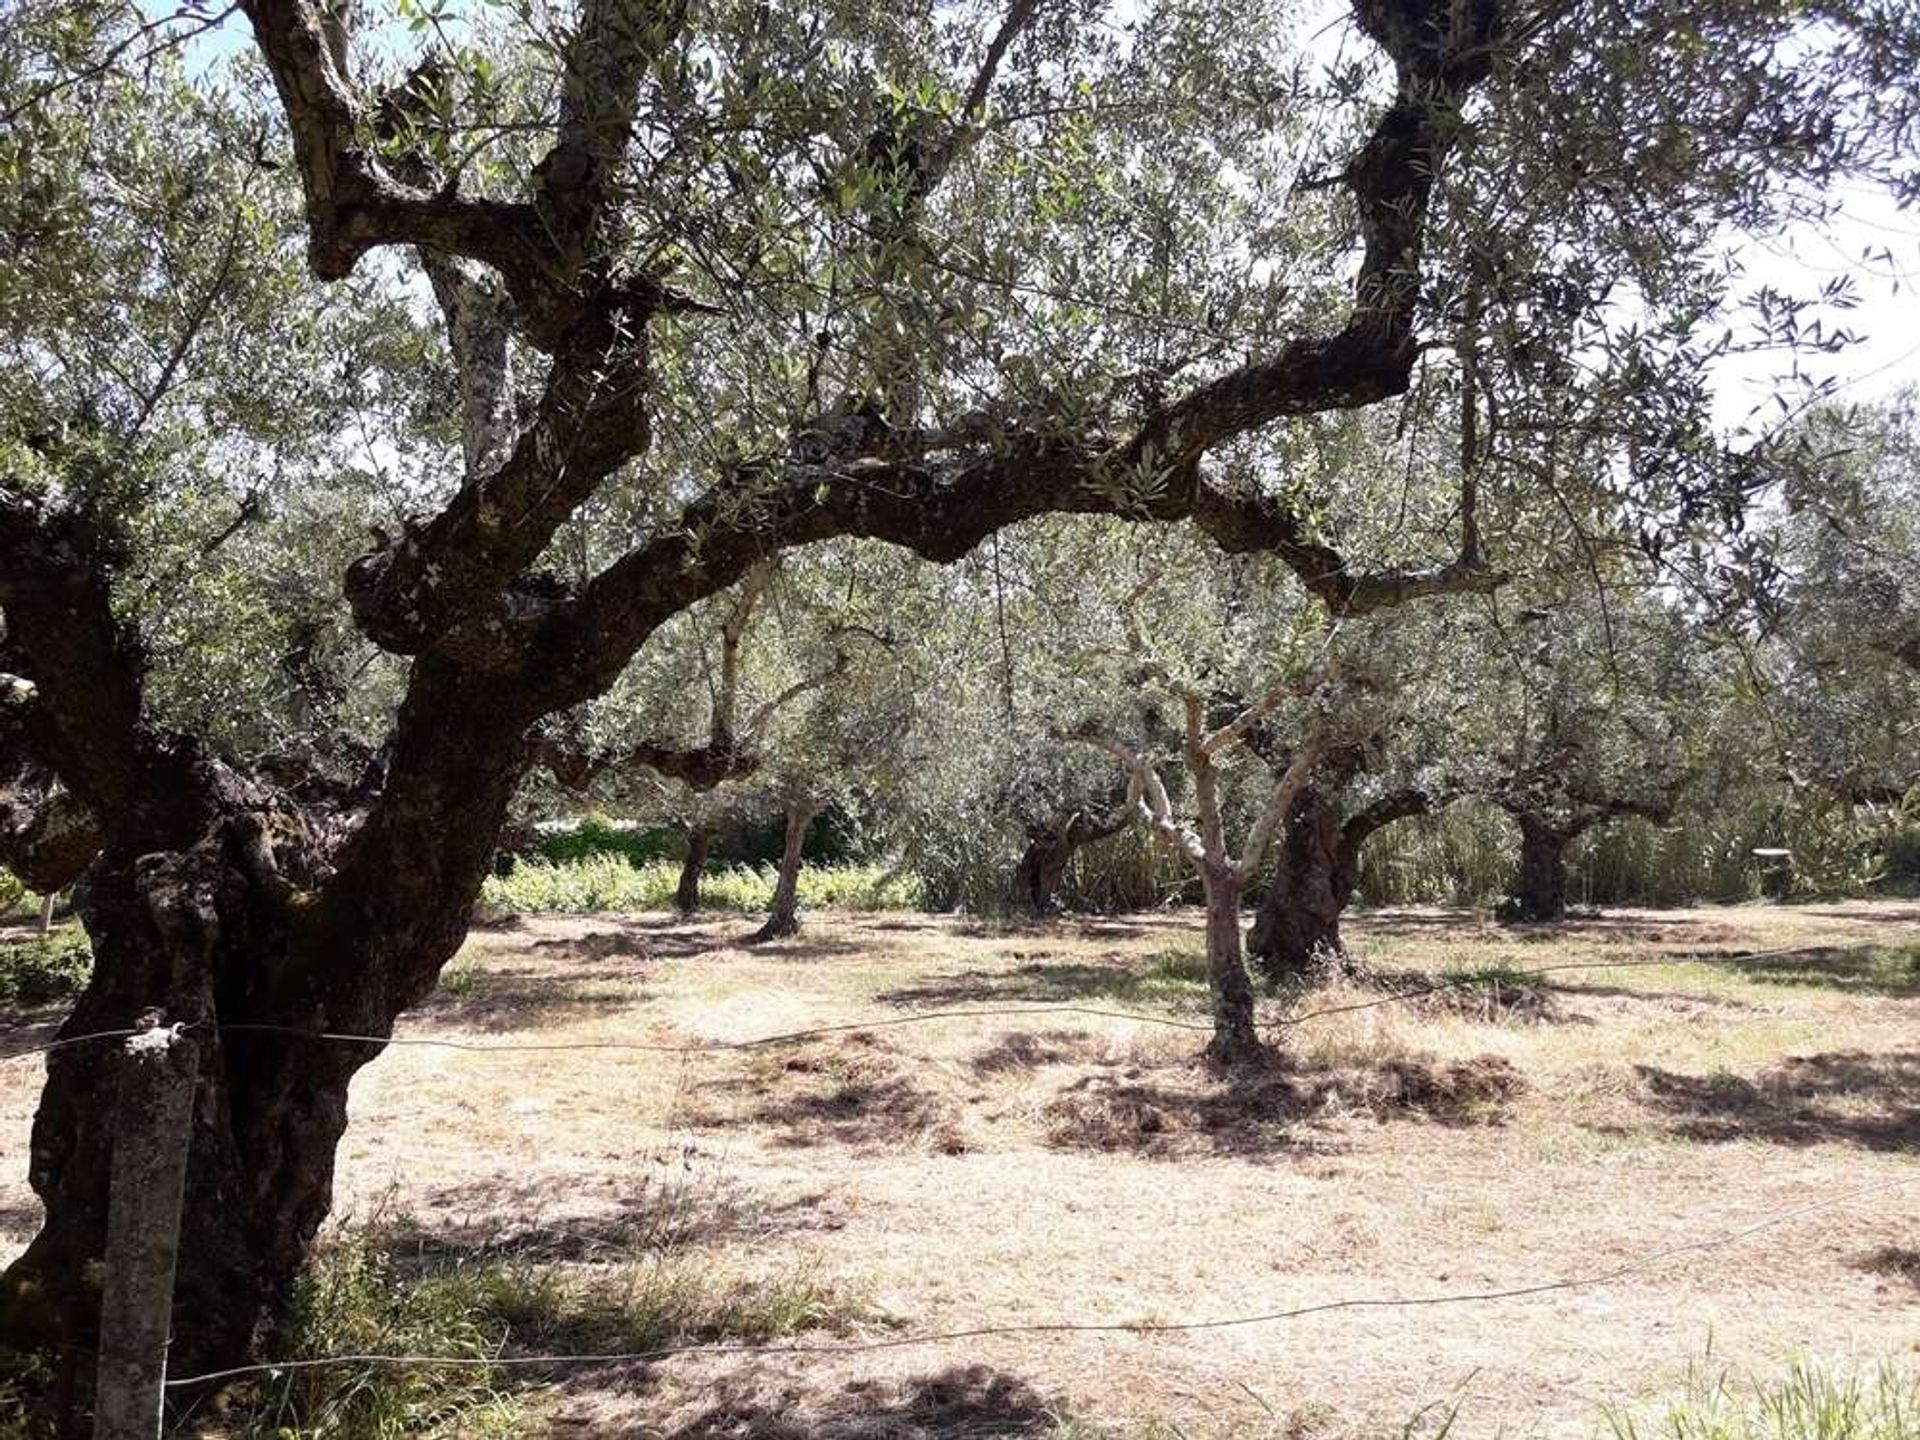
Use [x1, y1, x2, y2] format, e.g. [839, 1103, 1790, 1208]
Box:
[226, 1232, 878, 1439]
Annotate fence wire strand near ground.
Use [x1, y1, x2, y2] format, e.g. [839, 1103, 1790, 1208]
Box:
[160, 1173, 1917, 1388]
[0, 941, 1845, 1063]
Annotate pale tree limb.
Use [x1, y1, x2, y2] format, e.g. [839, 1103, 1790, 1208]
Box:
[1056, 722, 1204, 864]
[1201, 669, 1332, 757]
[741, 653, 853, 747]
[1234, 741, 1328, 885]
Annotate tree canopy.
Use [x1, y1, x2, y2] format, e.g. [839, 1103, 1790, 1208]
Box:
[2, 0, 1918, 1405]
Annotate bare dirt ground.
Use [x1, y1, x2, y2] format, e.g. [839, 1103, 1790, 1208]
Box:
[3, 901, 1916, 1437]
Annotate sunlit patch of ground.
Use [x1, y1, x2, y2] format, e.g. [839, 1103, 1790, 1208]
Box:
[2, 901, 1914, 1436]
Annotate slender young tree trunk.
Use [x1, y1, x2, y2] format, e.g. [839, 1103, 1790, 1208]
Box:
[754, 803, 815, 941]
[675, 825, 712, 914]
[1510, 814, 1573, 921]
[1248, 788, 1354, 986]
[1200, 865, 1262, 1066]
[37, 889, 55, 936]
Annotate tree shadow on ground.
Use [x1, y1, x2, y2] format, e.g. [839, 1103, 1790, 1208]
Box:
[691, 1034, 969, 1154]
[884, 958, 1601, 1030]
[526, 926, 722, 962]
[0, 1013, 63, 1060]
[649, 1364, 1060, 1439]
[353, 1169, 844, 1266]
[879, 959, 1206, 1013]
[1799, 904, 1920, 927]
[938, 915, 1187, 942]
[418, 964, 649, 1031]
[1043, 1052, 1526, 1159]
[1622, 1051, 1919, 1152]
[1354, 910, 1740, 948]
[737, 935, 868, 961]
[1350, 908, 1487, 930]
[881, 961, 1129, 1006]
[1857, 1245, 1920, 1291]
[1499, 977, 1746, 1013]
[1068, 916, 1188, 937]
[1718, 944, 1920, 997]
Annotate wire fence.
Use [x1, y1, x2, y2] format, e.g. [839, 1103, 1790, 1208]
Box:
[0, 941, 1847, 1063]
[161, 1173, 1916, 1389]
[1, 933, 1911, 1431]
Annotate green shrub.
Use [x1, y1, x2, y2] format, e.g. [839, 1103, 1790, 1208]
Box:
[531, 815, 680, 868]
[1604, 1361, 1918, 1440]
[1884, 822, 1920, 890]
[0, 931, 91, 1009]
[481, 856, 922, 916]
[0, 870, 28, 920]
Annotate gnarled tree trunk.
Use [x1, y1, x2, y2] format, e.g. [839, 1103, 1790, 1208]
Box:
[1010, 806, 1128, 914]
[1248, 786, 1353, 985]
[1508, 813, 1573, 921]
[1249, 784, 1433, 986]
[0, 662, 533, 1385]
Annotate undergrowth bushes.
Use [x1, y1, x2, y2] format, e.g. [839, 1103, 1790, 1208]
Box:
[0, 930, 90, 1009]
[529, 815, 680, 868]
[0, 871, 29, 919]
[1358, 796, 1920, 909]
[483, 855, 922, 916]
[509, 788, 1920, 919]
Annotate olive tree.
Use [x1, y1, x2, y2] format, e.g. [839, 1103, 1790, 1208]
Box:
[3, 0, 1911, 1391]
[1451, 591, 1701, 920]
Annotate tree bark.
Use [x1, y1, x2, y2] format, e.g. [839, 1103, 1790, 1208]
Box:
[1248, 784, 1432, 985]
[1508, 814, 1573, 921]
[0, 666, 534, 1388]
[1011, 825, 1073, 915]
[1200, 865, 1263, 1066]
[1248, 786, 1354, 986]
[1010, 807, 1128, 915]
[675, 826, 713, 915]
[753, 804, 815, 941]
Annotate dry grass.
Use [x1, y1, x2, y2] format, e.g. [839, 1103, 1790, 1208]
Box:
[2, 901, 1915, 1437]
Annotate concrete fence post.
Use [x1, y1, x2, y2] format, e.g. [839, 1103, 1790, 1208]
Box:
[92, 1018, 199, 1440]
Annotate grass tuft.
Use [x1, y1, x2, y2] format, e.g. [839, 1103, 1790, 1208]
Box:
[226, 1233, 878, 1438]
[1604, 1361, 1920, 1440]
[237, 1235, 518, 1440]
